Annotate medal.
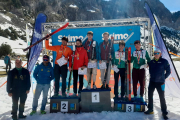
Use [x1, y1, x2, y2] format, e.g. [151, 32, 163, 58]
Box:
[118, 51, 123, 65]
[20, 75, 23, 80]
[136, 50, 141, 64]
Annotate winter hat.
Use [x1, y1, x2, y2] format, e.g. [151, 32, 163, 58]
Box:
[154, 49, 161, 53]
[43, 55, 49, 61]
[76, 39, 82, 43]
[62, 37, 68, 42]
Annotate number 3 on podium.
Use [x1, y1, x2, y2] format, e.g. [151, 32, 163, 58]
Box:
[92, 92, 100, 103]
[126, 104, 134, 112]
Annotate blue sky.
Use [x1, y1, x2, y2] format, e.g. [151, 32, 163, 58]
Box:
[160, 0, 180, 13]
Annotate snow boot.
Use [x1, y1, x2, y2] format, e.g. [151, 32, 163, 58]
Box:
[86, 83, 91, 90]
[18, 113, 26, 119]
[162, 114, 168, 119]
[106, 84, 110, 89]
[71, 93, 76, 97]
[144, 109, 154, 114]
[53, 93, 58, 97]
[30, 111, 36, 116]
[93, 84, 97, 89]
[40, 110, 46, 115]
[139, 97, 145, 102]
[62, 93, 66, 97]
[101, 84, 105, 89]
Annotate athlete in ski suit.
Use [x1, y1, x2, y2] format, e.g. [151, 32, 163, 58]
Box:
[45, 36, 73, 97]
[99, 32, 114, 89]
[131, 40, 151, 102]
[112, 40, 126, 99]
[69, 39, 88, 96]
[82, 31, 99, 89]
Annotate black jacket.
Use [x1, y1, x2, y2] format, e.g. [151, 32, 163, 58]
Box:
[7, 68, 31, 94]
[149, 57, 170, 83]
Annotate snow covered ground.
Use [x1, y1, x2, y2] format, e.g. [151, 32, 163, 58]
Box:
[0, 36, 27, 55]
[0, 62, 180, 120]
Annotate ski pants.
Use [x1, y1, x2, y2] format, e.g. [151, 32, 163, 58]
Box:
[11, 93, 27, 119]
[132, 68, 145, 97]
[114, 68, 125, 97]
[100, 60, 111, 84]
[6, 63, 11, 73]
[87, 59, 97, 83]
[73, 70, 84, 94]
[54, 64, 67, 95]
[148, 81, 168, 115]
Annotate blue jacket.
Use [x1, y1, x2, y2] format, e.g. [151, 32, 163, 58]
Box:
[82, 38, 99, 60]
[4, 56, 10, 64]
[99, 40, 114, 61]
[33, 62, 54, 84]
[149, 57, 170, 83]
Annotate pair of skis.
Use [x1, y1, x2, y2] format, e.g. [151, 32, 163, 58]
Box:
[125, 47, 131, 101]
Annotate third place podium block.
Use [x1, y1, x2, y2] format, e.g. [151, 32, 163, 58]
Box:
[80, 88, 112, 112]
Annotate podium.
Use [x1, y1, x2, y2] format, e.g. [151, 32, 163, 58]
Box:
[114, 98, 146, 112]
[80, 88, 112, 112]
[50, 96, 80, 113]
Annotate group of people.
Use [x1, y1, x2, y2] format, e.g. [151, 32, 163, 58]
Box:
[6, 31, 170, 119]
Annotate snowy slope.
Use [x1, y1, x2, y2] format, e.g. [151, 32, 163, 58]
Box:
[0, 36, 27, 55]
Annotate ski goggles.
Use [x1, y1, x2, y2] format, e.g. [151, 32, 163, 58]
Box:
[154, 52, 160, 55]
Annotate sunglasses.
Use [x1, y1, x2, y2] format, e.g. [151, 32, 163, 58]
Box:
[154, 53, 160, 55]
[43, 59, 49, 61]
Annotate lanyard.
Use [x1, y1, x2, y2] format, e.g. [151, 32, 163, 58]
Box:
[60, 45, 66, 56]
[103, 41, 109, 51]
[87, 40, 92, 51]
[76, 48, 81, 60]
[136, 50, 141, 64]
[118, 51, 124, 64]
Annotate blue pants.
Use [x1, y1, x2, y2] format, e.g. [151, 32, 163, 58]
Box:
[32, 84, 50, 111]
[148, 81, 168, 115]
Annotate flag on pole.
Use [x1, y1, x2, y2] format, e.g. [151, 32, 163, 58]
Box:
[27, 13, 47, 73]
[145, 2, 180, 98]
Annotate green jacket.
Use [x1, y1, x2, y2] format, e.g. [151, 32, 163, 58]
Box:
[131, 49, 151, 69]
[112, 50, 126, 68]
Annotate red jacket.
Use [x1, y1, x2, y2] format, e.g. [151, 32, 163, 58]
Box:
[69, 46, 88, 70]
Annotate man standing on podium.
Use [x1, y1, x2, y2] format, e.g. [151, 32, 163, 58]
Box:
[99, 32, 114, 89]
[131, 40, 151, 102]
[82, 31, 99, 89]
[69, 39, 88, 97]
[45, 36, 73, 97]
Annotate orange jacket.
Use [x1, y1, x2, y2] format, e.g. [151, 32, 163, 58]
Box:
[45, 40, 73, 65]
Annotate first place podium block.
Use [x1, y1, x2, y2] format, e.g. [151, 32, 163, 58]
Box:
[50, 96, 80, 113]
[80, 88, 112, 112]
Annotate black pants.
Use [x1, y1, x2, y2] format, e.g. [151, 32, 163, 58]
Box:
[132, 68, 145, 97]
[11, 93, 27, 118]
[6, 63, 11, 73]
[54, 64, 67, 95]
[114, 68, 125, 97]
[148, 81, 168, 115]
[73, 70, 84, 94]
